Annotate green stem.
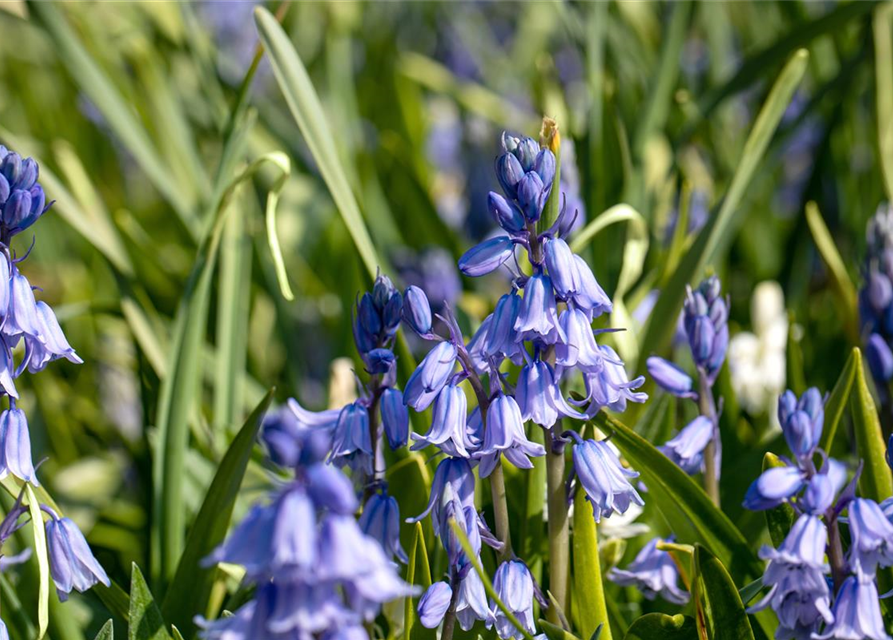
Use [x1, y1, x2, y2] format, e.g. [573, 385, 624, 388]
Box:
[697, 371, 720, 507]
[545, 428, 569, 625]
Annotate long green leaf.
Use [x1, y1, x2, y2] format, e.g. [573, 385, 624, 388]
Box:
[25, 484, 48, 640]
[161, 389, 275, 634]
[27, 1, 198, 235]
[128, 564, 170, 640]
[539, 618, 583, 640]
[255, 6, 382, 279]
[623, 614, 697, 640]
[594, 413, 762, 582]
[805, 202, 858, 343]
[692, 545, 755, 640]
[850, 348, 893, 503]
[820, 348, 859, 452]
[572, 490, 612, 640]
[874, 4, 893, 201]
[638, 49, 808, 365]
[151, 153, 289, 586]
[761, 453, 795, 548]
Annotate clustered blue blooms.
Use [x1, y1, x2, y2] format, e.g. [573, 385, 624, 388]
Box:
[861, 203, 893, 389]
[742, 387, 892, 640]
[405, 131, 647, 637]
[646, 275, 728, 479]
[0, 148, 109, 637]
[199, 274, 420, 639]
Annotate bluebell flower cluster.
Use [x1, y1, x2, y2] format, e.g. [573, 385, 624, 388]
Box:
[647, 275, 728, 478]
[0, 149, 108, 614]
[860, 203, 893, 387]
[742, 387, 893, 640]
[401, 130, 648, 638]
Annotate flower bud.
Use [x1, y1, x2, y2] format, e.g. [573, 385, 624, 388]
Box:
[867, 333, 893, 382]
[458, 236, 515, 277]
[646, 356, 695, 398]
[868, 269, 893, 313]
[1, 153, 20, 186]
[742, 465, 805, 510]
[0, 175, 8, 205]
[372, 274, 397, 311]
[418, 582, 452, 629]
[514, 137, 539, 171]
[3, 190, 31, 229]
[544, 237, 577, 298]
[359, 491, 407, 563]
[13, 158, 38, 191]
[516, 171, 545, 221]
[495, 152, 524, 200]
[357, 292, 382, 338]
[403, 341, 457, 411]
[380, 387, 409, 450]
[402, 285, 432, 335]
[363, 348, 395, 375]
[534, 148, 556, 186]
[488, 191, 524, 233]
[687, 315, 716, 366]
[381, 290, 403, 337]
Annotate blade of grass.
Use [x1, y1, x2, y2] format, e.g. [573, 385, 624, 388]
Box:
[820, 347, 859, 453]
[638, 49, 808, 365]
[572, 489, 612, 640]
[255, 7, 382, 280]
[25, 484, 48, 640]
[161, 389, 274, 634]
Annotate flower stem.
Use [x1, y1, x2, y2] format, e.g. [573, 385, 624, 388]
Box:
[697, 371, 721, 507]
[440, 571, 462, 640]
[545, 427, 569, 625]
[825, 511, 846, 592]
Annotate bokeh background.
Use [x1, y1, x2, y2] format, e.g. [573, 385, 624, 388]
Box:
[0, 1, 887, 637]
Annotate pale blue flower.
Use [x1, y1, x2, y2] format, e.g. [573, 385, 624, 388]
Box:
[608, 537, 689, 605]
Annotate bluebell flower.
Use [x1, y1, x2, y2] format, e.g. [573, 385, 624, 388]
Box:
[749, 515, 832, 639]
[439, 498, 482, 569]
[488, 191, 525, 233]
[380, 387, 409, 450]
[608, 537, 689, 604]
[411, 382, 471, 457]
[682, 277, 728, 381]
[555, 307, 604, 371]
[476, 393, 546, 478]
[570, 255, 612, 317]
[304, 463, 358, 515]
[329, 402, 373, 474]
[847, 498, 893, 576]
[544, 237, 578, 299]
[0, 149, 51, 236]
[363, 347, 395, 375]
[466, 314, 493, 375]
[459, 236, 515, 277]
[742, 466, 805, 510]
[578, 345, 647, 414]
[777, 388, 823, 460]
[456, 567, 490, 631]
[489, 560, 536, 640]
[483, 293, 521, 360]
[359, 491, 407, 564]
[514, 274, 564, 344]
[572, 436, 644, 522]
[862, 204, 893, 388]
[0, 407, 37, 484]
[814, 575, 890, 640]
[646, 356, 696, 399]
[867, 333, 893, 382]
[261, 399, 336, 467]
[418, 581, 453, 629]
[515, 359, 582, 428]
[45, 515, 110, 601]
[517, 172, 547, 222]
[409, 457, 476, 531]
[404, 341, 458, 411]
[660, 415, 713, 475]
[403, 285, 433, 336]
[495, 150, 524, 199]
[321, 624, 370, 640]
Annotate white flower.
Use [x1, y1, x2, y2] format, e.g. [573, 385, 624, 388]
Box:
[729, 281, 787, 418]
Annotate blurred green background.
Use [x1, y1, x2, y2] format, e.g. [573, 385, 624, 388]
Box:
[0, 0, 889, 637]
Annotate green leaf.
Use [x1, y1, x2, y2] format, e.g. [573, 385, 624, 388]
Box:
[572, 490, 612, 640]
[449, 519, 535, 640]
[128, 564, 171, 640]
[94, 580, 133, 623]
[161, 389, 275, 633]
[623, 614, 698, 640]
[805, 202, 859, 343]
[638, 49, 808, 365]
[402, 521, 436, 640]
[538, 618, 583, 640]
[255, 6, 382, 279]
[27, 1, 198, 235]
[874, 4, 893, 201]
[94, 621, 114, 640]
[761, 453, 795, 547]
[821, 348, 859, 452]
[692, 545, 755, 640]
[594, 414, 762, 582]
[850, 348, 893, 502]
[151, 153, 289, 586]
[739, 578, 764, 607]
[25, 484, 49, 640]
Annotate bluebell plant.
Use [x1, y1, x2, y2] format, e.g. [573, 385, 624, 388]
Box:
[742, 387, 892, 640]
[647, 274, 729, 505]
[0, 147, 109, 633]
[402, 129, 647, 638]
